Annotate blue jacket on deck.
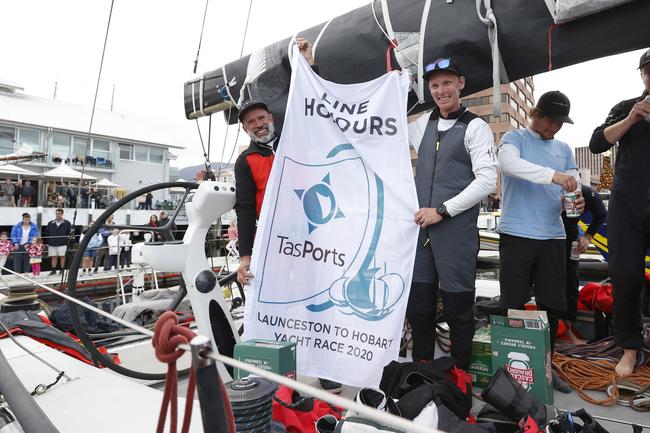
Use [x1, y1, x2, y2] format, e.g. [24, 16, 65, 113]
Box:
[11, 222, 39, 245]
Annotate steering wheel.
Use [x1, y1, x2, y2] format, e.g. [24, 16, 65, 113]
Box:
[66, 181, 238, 381]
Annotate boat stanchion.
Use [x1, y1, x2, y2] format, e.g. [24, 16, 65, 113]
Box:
[190, 335, 235, 433]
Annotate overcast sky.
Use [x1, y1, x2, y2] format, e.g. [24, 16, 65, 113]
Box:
[1, 1, 647, 169]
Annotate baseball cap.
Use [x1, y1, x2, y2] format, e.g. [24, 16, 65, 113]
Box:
[638, 48, 650, 69]
[237, 99, 270, 122]
[422, 58, 463, 80]
[536, 90, 574, 124]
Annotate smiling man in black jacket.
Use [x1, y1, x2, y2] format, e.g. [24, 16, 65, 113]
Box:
[589, 48, 650, 377]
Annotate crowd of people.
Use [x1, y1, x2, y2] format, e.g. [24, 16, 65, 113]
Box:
[0, 178, 114, 208]
[231, 38, 650, 395]
[0, 209, 181, 278]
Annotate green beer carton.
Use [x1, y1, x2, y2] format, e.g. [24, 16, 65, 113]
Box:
[234, 339, 297, 380]
[490, 310, 553, 405]
[468, 326, 492, 387]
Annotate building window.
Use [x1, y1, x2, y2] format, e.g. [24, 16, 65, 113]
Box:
[134, 144, 148, 162]
[72, 136, 88, 159]
[18, 128, 41, 151]
[501, 94, 509, 103]
[119, 143, 133, 160]
[0, 126, 16, 155]
[510, 117, 518, 129]
[509, 82, 518, 93]
[92, 139, 111, 160]
[51, 133, 71, 159]
[149, 146, 164, 164]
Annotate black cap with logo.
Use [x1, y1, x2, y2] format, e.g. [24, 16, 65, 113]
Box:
[638, 48, 650, 69]
[536, 90, 573, 124]
[237, 99, 270, 122]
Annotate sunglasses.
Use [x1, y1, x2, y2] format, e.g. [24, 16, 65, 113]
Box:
[424, 58, 452, 74]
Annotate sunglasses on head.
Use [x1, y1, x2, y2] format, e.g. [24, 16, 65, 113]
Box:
[424, 58, 452, 74]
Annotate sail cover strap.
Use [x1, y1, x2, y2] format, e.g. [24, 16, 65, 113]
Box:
[545, 0, 636, 24]
[416, 0, 432, 104]
[313, 18, 334, 60]
[476, 0, 509, 117]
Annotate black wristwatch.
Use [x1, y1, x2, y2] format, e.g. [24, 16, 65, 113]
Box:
[437, 204, 451, 219]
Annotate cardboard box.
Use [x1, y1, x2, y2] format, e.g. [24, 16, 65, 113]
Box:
[234, 339, 297, 380]
[468, 326, 492, 387]
[490, 310, 553, 405]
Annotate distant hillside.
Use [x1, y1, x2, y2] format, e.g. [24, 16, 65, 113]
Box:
[176, 162, 234, 181]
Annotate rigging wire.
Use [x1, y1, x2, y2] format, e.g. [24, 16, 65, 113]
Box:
[57, 0, 115, 290]
[192, 0, 210, 74]
[217, 0, 252, 178]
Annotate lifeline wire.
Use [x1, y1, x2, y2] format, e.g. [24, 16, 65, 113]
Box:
[3, 268, 441, 433]
[0, 319, 73, 382]
[8, 267, 649, 431]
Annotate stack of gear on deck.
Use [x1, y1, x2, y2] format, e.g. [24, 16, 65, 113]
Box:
[272, 385, 343, 433]
[316, 357, 495, 433]
[227, 377, 277, 433]
[0, 286, 39, 312]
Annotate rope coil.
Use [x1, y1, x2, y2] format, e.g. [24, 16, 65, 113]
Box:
[553, 353, 650, 407]
[153, 311, 197, 433]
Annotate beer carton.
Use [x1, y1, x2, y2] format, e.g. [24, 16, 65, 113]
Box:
[468, 326, 492, 387]
[490, 310, 553, 404]
[234, 339, 297, 380]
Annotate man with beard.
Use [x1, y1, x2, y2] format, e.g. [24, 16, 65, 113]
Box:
[234, 37, 315, 287]
[233, 38, 342, 394]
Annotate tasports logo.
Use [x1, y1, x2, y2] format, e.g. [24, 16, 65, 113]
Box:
[294, 173, 345, 233]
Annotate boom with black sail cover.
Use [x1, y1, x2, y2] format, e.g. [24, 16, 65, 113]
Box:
[184, 0, 650, 129]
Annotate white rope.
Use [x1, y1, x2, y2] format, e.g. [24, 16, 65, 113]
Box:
[370, 0, 418, 68]
[3, 268, 443, 433]
[312, 18, 334, 60]
[417, 0, 432, 104]
[475, 0, 509, 117]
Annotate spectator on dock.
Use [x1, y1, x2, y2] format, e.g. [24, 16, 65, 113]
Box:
[10, 213, 38, 273]
[157, 211, 176, 241]
[0, 232, 15, 276]
[45, 208, 72, 275]
[93, 215, 114, 273]
[27, 237, 44, 278]
[105, 229, 119, 271]
[2, 178, 16, 207]
[66, 183, 77, 208]
[19, 180, 34, 207]
[79, 227, 102, 275]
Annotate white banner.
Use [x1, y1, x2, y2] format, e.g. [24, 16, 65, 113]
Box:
[243, 47, 419, 387]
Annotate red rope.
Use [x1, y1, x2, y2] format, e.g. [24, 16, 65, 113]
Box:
[386, 38, 398, 73]
[153, 311, 197, 433]
[547, 23, 560, 71]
